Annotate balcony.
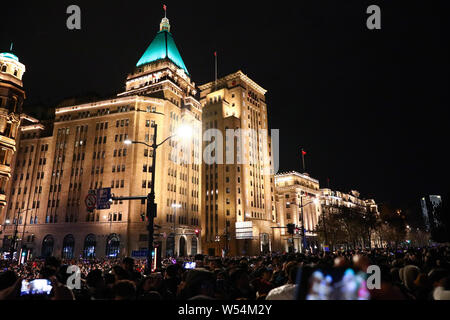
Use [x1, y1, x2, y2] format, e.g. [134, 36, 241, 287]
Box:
[0, 135, 16, 148]
[0, 164, 11, 176]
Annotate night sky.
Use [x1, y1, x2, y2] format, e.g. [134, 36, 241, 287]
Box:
[1, 1, 449, 217]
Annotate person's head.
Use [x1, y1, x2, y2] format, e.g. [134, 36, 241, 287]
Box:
[428, 269, 449, 288]
[180, 270, 216, 299]
[165, 264, 178, 279]
[400, 265, 421, 291]
[44, 257, 61, 272]
[86, 269, 105, 289]
[285, 261, 299, 284]
[112, 265, 129, 282]
[122, 257, 135, 271]
[353, 254, 370, 272]
[142, 274, 163, 292]
[113, 280, 136, 300]
[56, 265, 71, 285]
[194, 254, 204, 267]
[261, 268, 272, 281]
[230, 268, 250, 290]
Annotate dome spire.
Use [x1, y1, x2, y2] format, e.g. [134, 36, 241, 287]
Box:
[160, 4, 170, 32]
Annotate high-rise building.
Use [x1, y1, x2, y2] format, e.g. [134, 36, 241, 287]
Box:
[0, 14, 203, 259]
[420, 195, 442, 232]
[274, 172, 322, 252]
[198, 71, 278, 256]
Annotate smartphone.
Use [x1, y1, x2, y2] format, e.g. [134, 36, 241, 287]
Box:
[183, 262, 196, 270]
[301, 268, 370, 300]
[21, 279, 53, 296]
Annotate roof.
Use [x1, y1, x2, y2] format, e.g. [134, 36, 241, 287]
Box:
[0, 52, 19, 61]
[136, 30, 189, 75]
[198, 70, 267, 95]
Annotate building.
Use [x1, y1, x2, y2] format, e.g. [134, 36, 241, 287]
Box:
[420, 195, 442, 232]
[0, 51, 26, 207]
[0, 14, 203, 260]
[320, 188, 379, 248]
[0, 51, 41, 253]
[274, 172, 322, 252]
[198, 71, 278, 256]
[320, 189, 377, 214]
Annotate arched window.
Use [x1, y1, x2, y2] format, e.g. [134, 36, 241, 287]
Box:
[41, 235, 54, 258]
[62, 234, 75, 259]
[1, 64, 7, 72]
[83, 234, 96, 258]
[105, 234, 120, 258]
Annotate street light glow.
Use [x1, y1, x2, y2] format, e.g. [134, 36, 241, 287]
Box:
[124, 139, 132, 145]
[171, 203, 182, 208]
[176, 124, 193, 139]
[5, 219, 11, 224]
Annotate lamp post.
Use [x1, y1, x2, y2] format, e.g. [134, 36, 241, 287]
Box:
[299, 196, 319, 253]
[171, 203, 181, 256]
[125, 123, 192, 273]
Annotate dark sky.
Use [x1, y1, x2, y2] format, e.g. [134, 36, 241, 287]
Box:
[1, 1, 449, 213]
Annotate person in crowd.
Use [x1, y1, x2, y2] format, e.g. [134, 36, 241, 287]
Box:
[0, 246, 449, 300]
[266, 261, 299, 300]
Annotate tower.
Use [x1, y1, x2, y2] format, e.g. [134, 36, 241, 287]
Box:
[0, 51, 26, 207]
[199, 71, 278, 256]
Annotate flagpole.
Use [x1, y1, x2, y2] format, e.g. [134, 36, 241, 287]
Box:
[301, 148, 306, 173]
[214, 52, 218, 91]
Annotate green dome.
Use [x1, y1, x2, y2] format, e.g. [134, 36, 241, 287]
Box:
[0, 52, 19, 61]
[136, 30, 189, 75]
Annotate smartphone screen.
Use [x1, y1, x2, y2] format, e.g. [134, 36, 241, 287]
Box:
[305, 268, 370, 300]
[21, 279, 53, 296]
[183, 262, 196, 269]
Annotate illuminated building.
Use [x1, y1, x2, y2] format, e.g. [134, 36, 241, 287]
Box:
[199, 71, 279, 256]
[0, 14, 202, 259]
[0, 51, 27, 207]
[274, 172, 322, 252]
[320, 189, 378, 220]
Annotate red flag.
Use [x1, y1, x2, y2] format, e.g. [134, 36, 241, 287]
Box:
[302, 150, 307, 156]
[214, 51, 217, 57]
[163, 4, 167, 11]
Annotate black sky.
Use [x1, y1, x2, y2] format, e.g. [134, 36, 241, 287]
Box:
[1, 1, 449, 213]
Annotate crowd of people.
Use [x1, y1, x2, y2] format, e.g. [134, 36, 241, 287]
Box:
[0, 246, 449, 300]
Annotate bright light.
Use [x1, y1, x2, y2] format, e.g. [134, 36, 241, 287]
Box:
[176, 125, 193, 140]
[313, 198, 319, 205]
[172, 203, 182, 209]
[124, 139, 132, 145]
[5, 219, 11, 224]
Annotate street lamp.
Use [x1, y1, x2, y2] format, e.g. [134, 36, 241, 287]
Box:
[5, 208, 33, 262]
[299, 195, 319, 253]
[171, 203, 182, 255]
[124, 123, 192, 273]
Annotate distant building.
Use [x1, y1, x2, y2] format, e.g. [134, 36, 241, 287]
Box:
[274, 172, 322, 253]
[420, 195, 442, 232]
